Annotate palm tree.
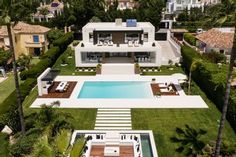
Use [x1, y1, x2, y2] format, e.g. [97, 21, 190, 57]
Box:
[214, 0, 236, 156]
[0, 0, 36, 134]
[170, 124, 207, 156]
[188, 60, 201, 95]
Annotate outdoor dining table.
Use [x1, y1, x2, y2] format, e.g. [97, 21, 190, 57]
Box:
[158, 84, 167, 88]
[55, 81, 68, 92]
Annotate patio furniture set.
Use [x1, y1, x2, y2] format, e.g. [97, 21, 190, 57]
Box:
[82, 133, 142, 157]
[55, 81, 70, 92]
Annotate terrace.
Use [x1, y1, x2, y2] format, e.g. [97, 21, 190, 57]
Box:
[70, 130, 158, 157]
[32, 72, 207, 109]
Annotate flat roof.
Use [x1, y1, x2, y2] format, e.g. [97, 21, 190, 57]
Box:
[83, 22, 154, 31]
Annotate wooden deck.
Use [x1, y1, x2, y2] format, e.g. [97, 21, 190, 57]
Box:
[150, 83, 179, 96]
[90, 145, 134, 157]
[39, 81, 77, 98]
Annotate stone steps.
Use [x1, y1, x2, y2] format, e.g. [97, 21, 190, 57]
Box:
[95, 108, 132, 130]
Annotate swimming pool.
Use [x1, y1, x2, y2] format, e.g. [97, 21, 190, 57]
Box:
[141, 134, 154, 157]
[78, 81, 152, 98]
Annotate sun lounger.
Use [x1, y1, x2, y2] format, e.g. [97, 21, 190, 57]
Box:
[128, 40, 133, 47]
[160, 88, 169, 92]
[97, 41, 103, 46]
[134, 40, 139, 47]
[108, 40, 113, 46]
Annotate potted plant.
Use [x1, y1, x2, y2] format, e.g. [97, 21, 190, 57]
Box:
[168, 59, 174, 70]
[96, 64, 102, 74]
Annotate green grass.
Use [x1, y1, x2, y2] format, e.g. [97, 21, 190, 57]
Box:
[141, 66, 184, 75]
[30, 57, 41, 65]
[0, 133, 9, 157]
[23, 88, 96, 130]
[52, 50, 96, 76]
[132, 81, 236, 157]
[0, 73, 23, 104]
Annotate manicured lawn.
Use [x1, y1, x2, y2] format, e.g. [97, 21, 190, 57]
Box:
[0, 73, 23, 104]
[140, 66, 184, 75]
[0, 133, 9, 157]
[132, 81, 236, 157]
[52, 50, 96, 76]
[23, 88, 97, 130]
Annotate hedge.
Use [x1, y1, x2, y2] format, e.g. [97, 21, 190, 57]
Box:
[20, 32, 74, 80]
[183, 33, 196, 46]
[181, 45, 236, 131]
[0, 78, 37, 131]
[53, 32, 74, 50]
[0, 32, 74, 132]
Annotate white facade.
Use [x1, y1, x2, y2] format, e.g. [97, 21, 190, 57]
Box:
[75, 21, 163, 67]
[166, 0, 204, 14]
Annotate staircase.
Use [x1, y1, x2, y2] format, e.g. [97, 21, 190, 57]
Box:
[95, 108, 132, 130]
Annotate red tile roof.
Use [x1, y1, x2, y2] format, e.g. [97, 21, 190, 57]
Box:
[13, 22, 51, 34]
[196, 28, 235, 49]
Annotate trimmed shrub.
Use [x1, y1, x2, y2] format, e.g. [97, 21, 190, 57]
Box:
[53, 32, 74, 51]
[181, 45, 236, 131]
[20, 32, 74, 80]
[0, 78, 36, 132]
[20, 58, 51, 80]
[181, 45, 201, 70]
[41, 46, 60, 63]
[184, 33, 196, 46]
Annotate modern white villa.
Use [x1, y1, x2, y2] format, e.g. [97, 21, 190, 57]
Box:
[30, 19, 209, 157]
[166, 0, 204, 14]
[75, 19, 165, 67]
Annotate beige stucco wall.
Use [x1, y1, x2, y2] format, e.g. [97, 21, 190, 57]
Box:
[14, 33, 48, 58]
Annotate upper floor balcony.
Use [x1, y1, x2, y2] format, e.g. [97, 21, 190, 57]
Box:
[25, 40, 49, 48]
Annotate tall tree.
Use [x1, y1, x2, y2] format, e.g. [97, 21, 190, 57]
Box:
[0, 0, 36, 134]
[170, 125, 207, 156]
[188, 60, 201, 95]
[214, 0, 236, 156]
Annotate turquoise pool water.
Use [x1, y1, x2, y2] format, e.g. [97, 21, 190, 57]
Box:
[141, 134, 153, 157]
[78, 81, 152, 98]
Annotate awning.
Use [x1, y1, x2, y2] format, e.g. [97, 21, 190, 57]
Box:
[172, 73, 187, 81]
[41, 69, 60, 81]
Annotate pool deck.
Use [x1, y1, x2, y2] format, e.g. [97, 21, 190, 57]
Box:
[31, 74, 208, 109]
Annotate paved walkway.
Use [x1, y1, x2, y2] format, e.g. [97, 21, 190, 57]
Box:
[101, 64, 135, 75]
[158, 41, 180, 65]
[95, 108, 132, 130]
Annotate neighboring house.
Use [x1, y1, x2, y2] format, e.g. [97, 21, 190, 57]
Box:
[75, 19, 163, 67]
[0, 26, 9, 50]
[166, 0, 205, 14]
[32, 0, 64, 22]
[0, 22, 51, 58]
[195, 28, 234, 56]
[106, 0, 137, 10]
[201, 0, 221, 5]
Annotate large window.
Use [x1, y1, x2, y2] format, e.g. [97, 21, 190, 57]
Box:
[98, 33, 112, 42]
[89, 33, 93, 42]
[143, 33, 148, 42]
[33, 35, 39, 43]
[125, 33, 139, 43]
